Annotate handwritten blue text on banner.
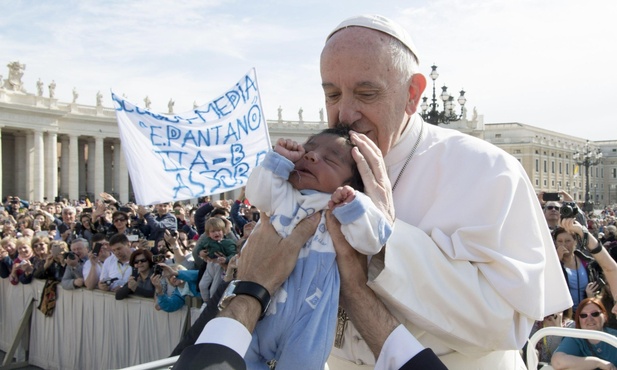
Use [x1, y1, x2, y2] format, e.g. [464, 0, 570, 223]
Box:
[113, 69, 271, 205]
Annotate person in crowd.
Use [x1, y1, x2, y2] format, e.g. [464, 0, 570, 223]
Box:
[152, 263, 199, 313]
[54, 206, 78, 243]
[0, 236, 18, 278]
[526, 310, 575, 367]
[84, 234, 111, 289]
[98, 233, 133, 292]
[2, 222, 17, 239]
[33, 211, 52, 232]
[16, 214, 34, 235]
[193, 217, 237, 270]
[60, 238, 89, 290]
[173, 202, 197, 239]
[115, 249, 155, 300]
[105, 210, 142, 240]
[34, 240, 67, 282]
[75, 213, 96, 243]
[5, 196, 28, 218]
[242, 126, 389, 369]
[9, 237, 35, 285]
[137, 202, 177, 244]
[554, 226, 598, 312]
[163, 230, 194, 270]
[91, 200, 113, 235]
[551, 297, 617, 369]
[19, 235, 51, 284]
[193, 199, 229, 237]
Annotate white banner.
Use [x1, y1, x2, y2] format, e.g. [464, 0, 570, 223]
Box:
[113, 69, 271, 205]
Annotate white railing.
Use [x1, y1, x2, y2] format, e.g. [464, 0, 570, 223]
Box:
[526, 326, 617, 370]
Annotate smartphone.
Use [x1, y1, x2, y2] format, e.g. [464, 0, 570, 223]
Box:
[132, 267, 139, 278]
[147, 240, 155, 248]
[542, 193, 560, 201]
[36, 231, 49, 238]
[127, 234, 139, 242]
[92, 242, 103, 256]
[252, 212, 260, 222]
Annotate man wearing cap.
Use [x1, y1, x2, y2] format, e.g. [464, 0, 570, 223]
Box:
[172, 14, 571, 370]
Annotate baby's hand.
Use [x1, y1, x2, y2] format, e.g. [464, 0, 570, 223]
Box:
[274, 138, 305, 163]
[329, 186, 356, 209]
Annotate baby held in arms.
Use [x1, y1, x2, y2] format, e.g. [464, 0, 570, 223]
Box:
[243, 125, 392, 369]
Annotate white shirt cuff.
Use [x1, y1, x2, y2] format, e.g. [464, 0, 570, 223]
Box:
[195, 317, 252, 357]
[375, 324, 424, 370]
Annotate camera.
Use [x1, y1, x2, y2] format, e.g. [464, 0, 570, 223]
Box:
[152, 254, 166, 275]
[104, 277, 118, 286]
[64, 251, 77, 260]
[560, 202, 579, 219]
[169, 229, 178, 238]
[92, 242, 103, 257]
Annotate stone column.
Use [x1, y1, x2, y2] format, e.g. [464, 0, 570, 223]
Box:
[14, 135, 26, 199]
[45, 132, 58, 201]
[79, 140, 87, 198]
[114, 141, 129, 203]
[94, 136, 104, 198]
[26, 132, 34, 201]
[104, 141, 113, 192]
[33, 130, 45, 201]
[68, 135, 79, 201]
[60, 137, 70, 199]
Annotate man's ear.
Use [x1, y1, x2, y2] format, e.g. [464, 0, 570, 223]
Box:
[405, 73, 427, 115]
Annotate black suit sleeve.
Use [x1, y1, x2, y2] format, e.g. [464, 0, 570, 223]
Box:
[172, 343, 246, 370]
[400, 348, 448, 370]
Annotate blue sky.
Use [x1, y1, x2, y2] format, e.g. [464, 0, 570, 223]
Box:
[1, 0, 615, 141]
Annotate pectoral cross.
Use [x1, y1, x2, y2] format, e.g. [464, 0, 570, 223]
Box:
[334, 307, 349, 348]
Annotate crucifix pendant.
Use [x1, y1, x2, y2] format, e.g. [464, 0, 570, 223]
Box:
[334, 307, 349, 348]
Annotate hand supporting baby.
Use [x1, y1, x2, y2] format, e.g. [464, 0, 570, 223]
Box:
[274, 138, 305, 163]
[329, 185, 356, 210]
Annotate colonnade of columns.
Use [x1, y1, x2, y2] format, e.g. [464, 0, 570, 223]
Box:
[5, 130, 130, 203]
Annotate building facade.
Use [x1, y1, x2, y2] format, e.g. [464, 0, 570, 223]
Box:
[1, 62, 616, 207]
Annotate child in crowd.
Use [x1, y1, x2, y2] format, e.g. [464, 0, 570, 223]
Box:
[243, 125, 392, 369]
[196, 218, 237, 304]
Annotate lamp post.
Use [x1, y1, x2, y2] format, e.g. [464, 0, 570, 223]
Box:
[573, 141, 602, 212]
[420, 65, 467, 125]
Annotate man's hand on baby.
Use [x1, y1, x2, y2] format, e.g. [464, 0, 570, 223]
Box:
[274, 138, 305, 162]
[329, 185, 356, 209]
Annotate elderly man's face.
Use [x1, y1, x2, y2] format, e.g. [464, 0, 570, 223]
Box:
[71, 242, 88, 259]
[320, 27, 426, 156]
[62, 210, 75, 224]
[544, 201, 561, 224]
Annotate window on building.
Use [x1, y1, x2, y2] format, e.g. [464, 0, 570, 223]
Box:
[544, 179, 547, 186]
[495, 134, 501, 138]
[552, 162, 555, 174]
[544, 160, 547, 172]
[559, 162, 562, 174]
[536, 179, 539, 186]
[566, 164, 569, 175]
[536, 159, 539, 172]
[613, 168, 616, 178]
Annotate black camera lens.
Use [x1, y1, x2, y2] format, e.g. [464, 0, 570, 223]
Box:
[560, 203, 578, 219]
[65, 251, 77, 260]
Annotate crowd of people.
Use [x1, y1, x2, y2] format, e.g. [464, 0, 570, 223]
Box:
[0, 191, 258, 315]
[528, 191, 617, 369]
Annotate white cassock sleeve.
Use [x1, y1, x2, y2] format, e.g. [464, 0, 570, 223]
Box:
[370, 121, 572, 356]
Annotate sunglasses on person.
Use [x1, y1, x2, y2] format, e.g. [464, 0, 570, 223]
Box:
[114, 218, 127, 222]
[133, 258, 148, 265]
[579, 311, 602, 319]
[545, 206, 560, 211]
[33, 243, 46, 248]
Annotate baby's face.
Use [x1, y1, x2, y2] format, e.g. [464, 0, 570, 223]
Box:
[288, 133, 354, 193]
